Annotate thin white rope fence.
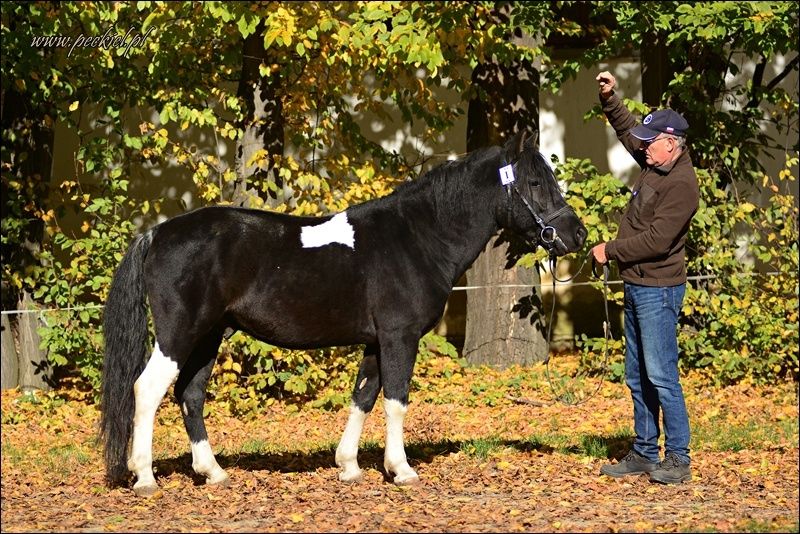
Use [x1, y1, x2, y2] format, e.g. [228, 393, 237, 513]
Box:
[0, 271, 789, 316]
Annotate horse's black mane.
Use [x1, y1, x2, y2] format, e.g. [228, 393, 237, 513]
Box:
[373, 146, 499, 219]
[378, 140, 557, 219]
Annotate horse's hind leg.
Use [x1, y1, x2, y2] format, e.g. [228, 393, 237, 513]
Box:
[128, 343, 180, 497]
[335, 345, 381, 482]
[174, 330, 229, 486]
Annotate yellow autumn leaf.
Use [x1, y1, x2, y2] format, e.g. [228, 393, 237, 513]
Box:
[569, 197, 587, 210]
[739, 202, 756, 213]
[289, 513, 304, 523]
[69, 101, 79, 111]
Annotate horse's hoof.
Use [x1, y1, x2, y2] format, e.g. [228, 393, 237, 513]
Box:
[393, 473, 421, 486]
[132, 482, 159, 497]
[206, 472, 230, 487]
[338, 470, 364, 483]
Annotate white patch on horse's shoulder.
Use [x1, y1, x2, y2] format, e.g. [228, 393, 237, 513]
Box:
[300, 212, 355, 249]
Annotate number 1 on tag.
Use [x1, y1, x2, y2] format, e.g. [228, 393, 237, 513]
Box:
[499, 164, 516, 185]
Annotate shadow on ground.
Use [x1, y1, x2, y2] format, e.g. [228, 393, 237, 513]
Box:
[152, 433, 635, 486]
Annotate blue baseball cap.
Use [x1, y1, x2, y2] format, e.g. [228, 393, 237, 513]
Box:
[630, 109, 689, 140]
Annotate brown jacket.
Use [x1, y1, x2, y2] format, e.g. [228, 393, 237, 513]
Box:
[601, 94, 699, 287]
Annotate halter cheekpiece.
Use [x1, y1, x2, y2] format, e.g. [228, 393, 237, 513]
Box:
[498, 161, 568, 254]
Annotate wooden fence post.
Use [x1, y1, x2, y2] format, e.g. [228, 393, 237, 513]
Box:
[1, 313, 19, 390]
[15, 292, 51, 391]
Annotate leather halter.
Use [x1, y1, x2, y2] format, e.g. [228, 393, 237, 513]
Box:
[500, 161, 569, 254]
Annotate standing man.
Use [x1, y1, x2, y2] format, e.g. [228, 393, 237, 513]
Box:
[592, 71, 699, 484]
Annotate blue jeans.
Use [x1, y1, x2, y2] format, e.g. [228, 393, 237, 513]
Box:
[623, 282, 690, 464]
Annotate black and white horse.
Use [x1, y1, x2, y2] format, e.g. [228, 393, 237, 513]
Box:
[100, 131, 587, 496]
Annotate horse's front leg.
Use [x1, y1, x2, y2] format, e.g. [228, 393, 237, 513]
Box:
[128, 343, 180, 497]
[336, 346, 381, 482]
[378, 330, 420, 485]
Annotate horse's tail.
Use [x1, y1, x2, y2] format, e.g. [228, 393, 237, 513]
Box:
[100, 230, 154, 486]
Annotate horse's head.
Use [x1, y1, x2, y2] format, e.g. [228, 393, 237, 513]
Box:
[495, 130, 587, 256]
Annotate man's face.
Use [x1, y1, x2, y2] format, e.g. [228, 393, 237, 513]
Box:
[640, 134, 678, 167]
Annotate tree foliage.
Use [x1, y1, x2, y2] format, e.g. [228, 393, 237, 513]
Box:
[1, 1, 796, 402]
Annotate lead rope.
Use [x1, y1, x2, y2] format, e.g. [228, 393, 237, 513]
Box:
[542, 253, 612, 406]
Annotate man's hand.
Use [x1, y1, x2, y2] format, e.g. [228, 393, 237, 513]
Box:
[591, 242, 608, 265]
[596, 71, 616, 101]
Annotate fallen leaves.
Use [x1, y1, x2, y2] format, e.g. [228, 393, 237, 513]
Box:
[1, 374, 798, 533]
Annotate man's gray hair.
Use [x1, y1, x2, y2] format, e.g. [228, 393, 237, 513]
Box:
[665, 134, 686, 149]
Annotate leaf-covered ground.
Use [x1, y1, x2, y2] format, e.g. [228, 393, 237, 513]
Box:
[1, 362, 798, 533]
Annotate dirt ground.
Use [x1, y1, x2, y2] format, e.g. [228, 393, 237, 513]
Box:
[1, 378, 798, 532]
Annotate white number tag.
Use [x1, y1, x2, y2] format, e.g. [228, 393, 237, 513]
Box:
[499, 164, 516, 185]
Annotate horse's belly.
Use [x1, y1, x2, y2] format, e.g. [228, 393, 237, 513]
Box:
[230, 284, 374, 349]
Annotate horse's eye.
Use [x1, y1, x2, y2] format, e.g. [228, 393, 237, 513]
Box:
[530, 180, 540, 187]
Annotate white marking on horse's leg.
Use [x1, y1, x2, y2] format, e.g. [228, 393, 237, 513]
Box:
[335, 404, 367, 482]
[127, 342, 179, 495]
[300, 212, 355, 249]
[383, 398, 419, 485]
[190, 439, 229, 485]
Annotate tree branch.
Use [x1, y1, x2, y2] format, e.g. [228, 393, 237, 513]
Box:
[765, 54, 800, 91]
[751, 56, 767, 90]
[746, 54, 800, 109]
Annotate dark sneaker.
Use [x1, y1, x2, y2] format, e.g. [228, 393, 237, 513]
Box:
[600, 450, 658, 478]
[649, 452, 691, 484]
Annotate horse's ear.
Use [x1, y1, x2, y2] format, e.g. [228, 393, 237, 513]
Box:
[504, 128, 538, 161]
[512, 129, 538, 158]
[527, 130, 539, 150]
[515, 130, 528, 157]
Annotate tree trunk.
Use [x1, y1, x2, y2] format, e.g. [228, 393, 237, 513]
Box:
[462, 56, 547, 368]
[640, 35, 673, 108]
[463, 237, 547, 368]
[1, 77, 55, 389]
[1, 85, 55, 307]
[1, 314, 19, 390]
[232, 26, 286, 208]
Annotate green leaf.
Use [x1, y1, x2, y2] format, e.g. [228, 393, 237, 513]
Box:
[237, 15, 254, 38]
